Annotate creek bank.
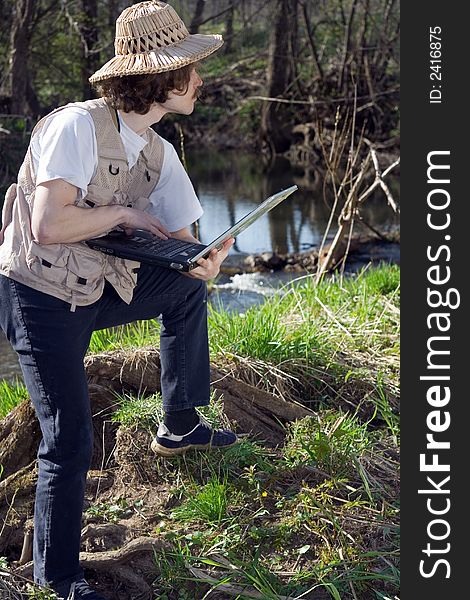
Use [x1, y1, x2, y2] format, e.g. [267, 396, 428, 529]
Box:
[0, 348, 315, 598]
[220, 233, 400, 275]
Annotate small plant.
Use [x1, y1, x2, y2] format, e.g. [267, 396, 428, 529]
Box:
[372, 375, 400, 442]
[283, 412, 373, 478]
[85, 497, 141, 523]
[26, 583, 59, 599]
[171, 475, 234, 525]
[112, 391, 163, 432]
[153, 544, 200, 599]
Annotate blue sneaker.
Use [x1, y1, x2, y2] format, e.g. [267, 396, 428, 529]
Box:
[151, 418, 238, 456]
[62, 579, 108, 600]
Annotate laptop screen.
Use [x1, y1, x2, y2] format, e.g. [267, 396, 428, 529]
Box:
[190, 185, 298, 262]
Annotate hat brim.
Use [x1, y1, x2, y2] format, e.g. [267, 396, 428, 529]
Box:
[89, 34, 223, 83]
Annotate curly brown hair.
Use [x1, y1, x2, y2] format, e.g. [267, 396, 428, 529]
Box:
[93, 64, 196, 114]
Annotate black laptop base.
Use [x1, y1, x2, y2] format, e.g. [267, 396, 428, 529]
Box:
[86, 230, 208, 271]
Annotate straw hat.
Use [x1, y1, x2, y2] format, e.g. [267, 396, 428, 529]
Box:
[89, 1, 223, 83]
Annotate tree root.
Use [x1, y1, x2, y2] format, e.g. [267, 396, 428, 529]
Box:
[15, 536, 168, 600]
[84, 347, 314, 446]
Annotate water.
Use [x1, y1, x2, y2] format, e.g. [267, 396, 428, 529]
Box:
[0, 143, 399, 382]
[188, 149, 399, 255]
[0, 333, 21, 381]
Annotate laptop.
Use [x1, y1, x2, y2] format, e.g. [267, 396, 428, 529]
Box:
[86, 185, 298, 271]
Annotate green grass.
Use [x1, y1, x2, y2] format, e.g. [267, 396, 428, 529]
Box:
[282, 412, 374, 478]
[208, 264, 399, 366]
[0, 378, 29, 418]
[90, 263, 400, 428]
[146, 424, 399, 599]
[111, 389, 231, 436]
[0, 265, 399, 599]
[88, 319, 160, 354]
[102, 265, 400, 599]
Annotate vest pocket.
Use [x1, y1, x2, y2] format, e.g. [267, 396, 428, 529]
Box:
[27, 241, 105, 297]
[65, 246, 106, 295]
[27, 241, 71, 285]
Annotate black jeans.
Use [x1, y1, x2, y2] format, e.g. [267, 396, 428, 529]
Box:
[0, 265, 210, 592]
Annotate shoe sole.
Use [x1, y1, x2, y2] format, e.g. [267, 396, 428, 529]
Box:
[150, 438, 238, 457]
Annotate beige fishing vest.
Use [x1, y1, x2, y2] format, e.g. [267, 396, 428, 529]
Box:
[0, 98, 164, 310]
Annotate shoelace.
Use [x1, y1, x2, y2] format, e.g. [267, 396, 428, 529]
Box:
[66, 581, 76, 600]
[67, 579, 100, 599]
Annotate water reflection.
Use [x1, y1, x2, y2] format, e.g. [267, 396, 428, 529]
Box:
[188, 149, 399, 255]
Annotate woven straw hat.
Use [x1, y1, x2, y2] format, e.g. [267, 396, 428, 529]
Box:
[89, 1, 223, 83]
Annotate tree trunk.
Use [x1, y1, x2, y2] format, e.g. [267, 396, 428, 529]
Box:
[81, 0, 100, 99]
[339, 0, 359, 94]
[108, 0, 119, 29]
[2, 0, 37, 116]
[84, 348, 314, 447]
[260, 0, 298, 156]
[189, 0, 206, 34]
[300, 0, 324, 84]
[223, 4, 234, 55]
[0, 347, 314, 481]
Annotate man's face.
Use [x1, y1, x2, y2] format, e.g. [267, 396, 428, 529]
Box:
[161, 67, 203, 115]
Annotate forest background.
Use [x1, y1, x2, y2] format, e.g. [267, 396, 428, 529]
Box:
[0, 0, 399, 182]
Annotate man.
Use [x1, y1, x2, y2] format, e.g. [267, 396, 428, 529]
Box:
[0, 2, 236, 598]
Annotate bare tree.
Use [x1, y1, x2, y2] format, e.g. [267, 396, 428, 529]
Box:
[338, 0, 359, 93]
[107, 0, 119, 29]
[1, 0, 39, 116]
[80, 0, 100, 99]
[189, 0, 206, 34]
[223, 3, 234, 55]
[260, 0, 298, 155]
[299, 0, 324, 84]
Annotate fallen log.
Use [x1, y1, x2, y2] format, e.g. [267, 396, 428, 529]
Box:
[0, 347, 313, 561]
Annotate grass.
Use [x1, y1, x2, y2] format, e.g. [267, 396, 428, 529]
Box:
[1, 264, 400, 599]
[143, 427, 399, 599]
[90, 263, 400, 428]
[111, 389, 231, 436]
[104, 264, 399, 599]
[0, 378, 29, 419]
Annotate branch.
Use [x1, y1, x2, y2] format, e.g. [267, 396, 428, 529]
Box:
[198, 4, 235, 27]
[247, 95, 313, 105]
[357, 145, 400, 211]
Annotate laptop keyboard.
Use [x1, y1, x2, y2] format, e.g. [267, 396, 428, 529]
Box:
[133, 236, 202, 258]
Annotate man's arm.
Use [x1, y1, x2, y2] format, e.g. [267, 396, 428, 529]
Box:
[31, 179, 170, 244]
[170, 227, 199, 244]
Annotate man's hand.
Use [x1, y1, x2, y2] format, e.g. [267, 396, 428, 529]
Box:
[120, 208, 170, 239]
[188, 238, 234, 281]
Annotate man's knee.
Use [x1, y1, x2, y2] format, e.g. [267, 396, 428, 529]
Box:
[181, 276, 207, 302]
[40, 419, 94, 474]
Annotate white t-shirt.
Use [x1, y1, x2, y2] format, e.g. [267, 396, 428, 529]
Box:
[30, 106, 203, 232]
